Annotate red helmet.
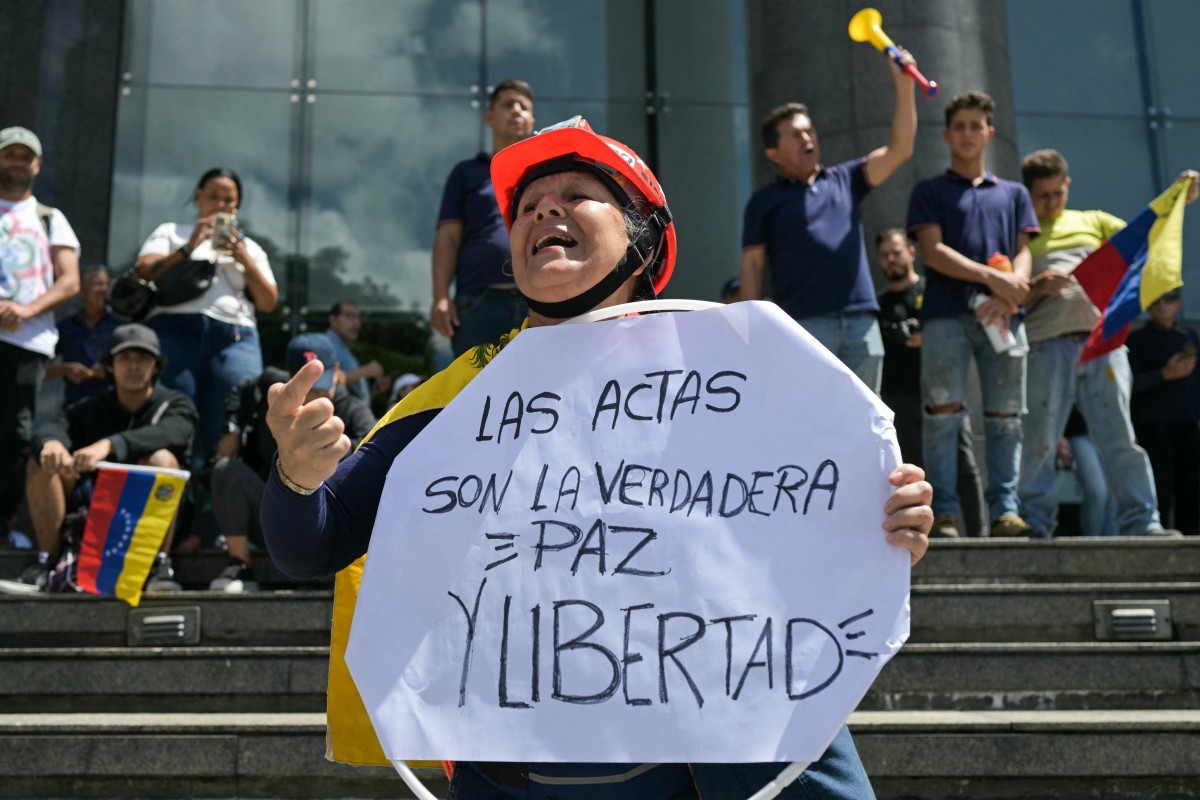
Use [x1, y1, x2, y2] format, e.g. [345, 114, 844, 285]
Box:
[491, 116, 676, 294]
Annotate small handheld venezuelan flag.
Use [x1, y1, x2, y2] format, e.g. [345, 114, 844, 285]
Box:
[77, 462, 190, 606]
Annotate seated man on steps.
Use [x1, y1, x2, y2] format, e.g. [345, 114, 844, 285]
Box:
[208, 333, 376, 592]
[10, 324, 197, 593]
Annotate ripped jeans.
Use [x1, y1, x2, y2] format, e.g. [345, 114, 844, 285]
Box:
[921, 314, 1027, 521]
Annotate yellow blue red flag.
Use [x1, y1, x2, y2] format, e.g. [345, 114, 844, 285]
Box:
[1075, 177, 1189, 363]
[76, 462, 189, 606]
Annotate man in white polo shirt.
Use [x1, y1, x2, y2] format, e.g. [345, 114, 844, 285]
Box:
[0, 126, 80, 539]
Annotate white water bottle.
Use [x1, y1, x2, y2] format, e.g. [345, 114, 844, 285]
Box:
[969, 292, 1020, 353]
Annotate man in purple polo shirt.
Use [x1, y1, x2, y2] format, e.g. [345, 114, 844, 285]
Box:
[739, 53, 918, 393]
[430, 79, 534, 357]
[906, 91, 1040, 539]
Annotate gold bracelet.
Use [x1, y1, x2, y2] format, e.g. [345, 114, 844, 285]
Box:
[275, 457, 320, 496]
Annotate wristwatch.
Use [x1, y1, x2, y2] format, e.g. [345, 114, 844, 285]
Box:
[178, 243, 192, 259]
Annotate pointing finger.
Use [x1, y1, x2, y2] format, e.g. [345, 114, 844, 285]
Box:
[269, 360, 323, 417]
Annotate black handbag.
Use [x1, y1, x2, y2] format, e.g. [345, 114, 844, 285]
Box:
[153, 258, 217, 306]
[107, 272, 156, 321]
[107, 259, 218, 321]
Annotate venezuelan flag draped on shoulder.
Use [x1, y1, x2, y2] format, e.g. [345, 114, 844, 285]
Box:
[1074, 176, 1190, 363]
[325, 325, 524, 767]
[77, 462, 189, 606]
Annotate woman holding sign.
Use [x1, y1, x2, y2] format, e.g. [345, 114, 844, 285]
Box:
[262, 117, 932, 799]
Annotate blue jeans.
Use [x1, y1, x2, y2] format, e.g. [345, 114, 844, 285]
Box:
[1068, 434, 1119, 537]
[921, 314, 1027, 521]
[0, 341, 48, 521]
[691, 726, 875, 799]
[148, 313, 263, 456]
[445, 725, 873, 799]
[453, 287, 528, 357]
[883, 390, 988, 536]
[1018, 338, 1159, 536]
[448, 763, 696, 800]
[799, 313, 884, 395]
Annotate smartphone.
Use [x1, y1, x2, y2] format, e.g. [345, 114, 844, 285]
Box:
[212, 212, 236, 254]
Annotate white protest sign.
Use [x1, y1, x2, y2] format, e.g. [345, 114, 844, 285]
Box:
[346, 301, 908, 764]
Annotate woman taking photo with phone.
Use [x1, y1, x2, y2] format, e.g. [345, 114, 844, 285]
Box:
[134, 167, 277, 454]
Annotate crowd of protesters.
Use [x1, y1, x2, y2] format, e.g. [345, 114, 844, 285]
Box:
[735, 85, 1198, 541]
[1, 71, 1198, 595]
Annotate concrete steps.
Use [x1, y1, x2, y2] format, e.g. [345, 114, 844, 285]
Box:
[910, 537, 1200, 584]
[5, 580, 1196, 646]
[1, 539, 1198, 798]
[0, 549, 329, 591]
[0, 713, 411, 800]
[855, 709, 1200, 799]
[5, 537, 1199, 587]
[2, 711, 1197, 799]
[4, 641, 1196, 714]
[0, 591, 334, 647]
[908, 581, 1200, 642]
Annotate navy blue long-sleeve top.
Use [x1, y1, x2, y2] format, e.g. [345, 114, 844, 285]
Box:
[1127, 321, 1200, 425]
[261, 408, 438, 578]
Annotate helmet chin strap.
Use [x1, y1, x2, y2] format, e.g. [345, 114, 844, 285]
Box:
[523, 206, 670, 320]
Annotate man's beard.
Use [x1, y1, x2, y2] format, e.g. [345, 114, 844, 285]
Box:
[0, 170, 33, 193]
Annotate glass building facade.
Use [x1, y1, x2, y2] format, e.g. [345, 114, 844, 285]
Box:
[106, 0, 752, 336]
[1006, 0, 1200, 307]
[6, 0, 1197, 332]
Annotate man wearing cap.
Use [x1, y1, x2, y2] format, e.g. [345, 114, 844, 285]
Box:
[208, 333, 376, 592]
[430, 79, 535, 357]
[7, 324, 197, 593]
[0, 125, 81, 538]
[739, 55, 918, 394]
[1017, 149, 1199, 537]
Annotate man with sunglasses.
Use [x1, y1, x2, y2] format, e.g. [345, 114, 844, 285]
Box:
[1017, 149, 1198, 537]
[326, 300, 384, 401]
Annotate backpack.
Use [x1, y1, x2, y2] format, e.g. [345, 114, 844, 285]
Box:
[35, 202, 54, 239]
[45, 508, 89, 594]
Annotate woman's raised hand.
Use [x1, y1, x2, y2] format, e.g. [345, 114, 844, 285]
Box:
[266, 360, 351, 491]
[188, 214, 216, 253]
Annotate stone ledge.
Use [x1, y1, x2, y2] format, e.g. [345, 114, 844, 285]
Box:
[2, 711, 1198, 783]
[851, 708, 1200, 731]
[913, 538, 1200, 584]
[10, 709, 1198, 734]
[3, 643, 1196, 713]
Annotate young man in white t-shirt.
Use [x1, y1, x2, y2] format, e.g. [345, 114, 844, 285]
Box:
[0, 126, 80, 539]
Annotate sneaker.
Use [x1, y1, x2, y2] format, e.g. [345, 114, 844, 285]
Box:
[209, 558, 259, 593]
[991, 514, 1034, 538]
[145, 554, 182, 593]
[930, 514, 960, 539]
[1145, 525, 1185, 538]
[0, 559, 52, 595]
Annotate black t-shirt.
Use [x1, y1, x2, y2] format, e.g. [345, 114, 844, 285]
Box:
[877, 277, 924, 396]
